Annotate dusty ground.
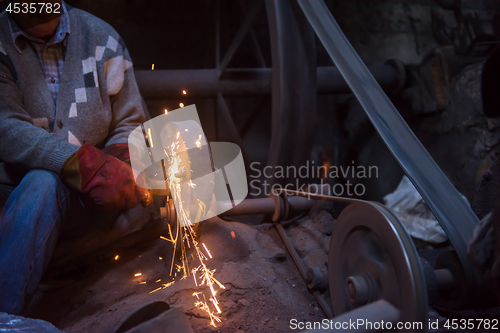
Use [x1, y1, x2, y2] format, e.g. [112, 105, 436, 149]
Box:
[24, 204, 334, 333]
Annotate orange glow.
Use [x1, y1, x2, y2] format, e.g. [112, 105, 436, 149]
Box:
[114, 255, 119, 260]
[151, 64, 155, 70]
[179, 103, 185, 108]
[231, 231, 236, 239]
[182, 90, 187, 95]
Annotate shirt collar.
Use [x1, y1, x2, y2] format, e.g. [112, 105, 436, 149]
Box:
[8, 3, 70, 54]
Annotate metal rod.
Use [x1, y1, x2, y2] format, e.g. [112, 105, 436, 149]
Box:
[134, 65, 400, 99]
[220, 198, 277, 216]
[215, 0, 220, 69]
[221, 195, 315, 216]
[218, 1, 262, 77]
[239, 0, 266, 68]
[216, 93, 248, 159]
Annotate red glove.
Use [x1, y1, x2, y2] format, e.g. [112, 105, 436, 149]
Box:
[102, 143, 131, 165]
[60, 143, 152, 210]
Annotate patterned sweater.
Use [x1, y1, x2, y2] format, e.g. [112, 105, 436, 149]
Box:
[0, 4, 146, 186]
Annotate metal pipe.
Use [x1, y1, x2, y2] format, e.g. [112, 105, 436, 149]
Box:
[220, 198, 277, 216]
[220, 194, 316, 217]
[135, 65, 401, 99]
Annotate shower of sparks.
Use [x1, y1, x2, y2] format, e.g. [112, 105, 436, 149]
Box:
[163, 135, 225, 327]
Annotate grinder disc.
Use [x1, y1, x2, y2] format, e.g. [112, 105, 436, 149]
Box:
[328, 202, 427, 331]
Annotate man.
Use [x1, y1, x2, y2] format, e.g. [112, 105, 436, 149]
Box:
[0, 0, 151, 314]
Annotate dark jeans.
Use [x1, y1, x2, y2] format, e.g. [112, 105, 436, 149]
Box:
[0, 169, 115, 314]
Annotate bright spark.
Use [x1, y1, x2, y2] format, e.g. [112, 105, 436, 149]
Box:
[151, 64, 155, 70]
[202, 243, 212, 258]
[114, 255, 119, 260]
[179, 103, 185, 108]
[165, 133, 225, 327]
[182, 90, 187, 95]
[149, 287, 161, 294]
[134, 273, 142, 277]
[164, 109, 168, 114]
[231, 231, 236, 239]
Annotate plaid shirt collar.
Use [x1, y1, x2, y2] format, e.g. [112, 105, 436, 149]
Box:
[7, 3, 70, 54]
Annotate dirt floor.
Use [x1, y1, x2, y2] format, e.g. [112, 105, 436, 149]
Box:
[24, 204, 334, 333]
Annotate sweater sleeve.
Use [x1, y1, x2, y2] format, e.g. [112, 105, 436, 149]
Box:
[0, 61, 79, 173]
[104, 47, 147, 147]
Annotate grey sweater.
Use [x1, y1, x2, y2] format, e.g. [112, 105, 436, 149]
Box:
[0, 5, 146, 186]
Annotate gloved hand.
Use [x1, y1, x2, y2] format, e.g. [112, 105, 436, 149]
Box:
[60, 143, 152, 210]
[102, 143, 131, 165]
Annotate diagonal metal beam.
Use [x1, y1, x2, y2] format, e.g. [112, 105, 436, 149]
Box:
[216, 92, 248, 162]
[218, 1, 262, 78]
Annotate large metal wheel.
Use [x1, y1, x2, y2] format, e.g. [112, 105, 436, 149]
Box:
[328, 202, 428, 331]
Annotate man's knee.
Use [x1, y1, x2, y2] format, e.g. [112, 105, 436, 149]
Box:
[18, 170, 69, 198]
[22, 169, 61, 187]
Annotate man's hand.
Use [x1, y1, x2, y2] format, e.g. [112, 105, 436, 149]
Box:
[60, 143, 152, 210]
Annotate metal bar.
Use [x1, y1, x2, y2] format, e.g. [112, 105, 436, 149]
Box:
[216, 93, 248, 159]
[275, 221, 334, 318]
[220, 198, 276, 216]
[249, 29, 267, 68]
[298, 0, 479, 286]
[218, 1, 262, 77]
[135, 65, 399, 99]
[220, 195, 315, 216]
[304, 300, 401, 333]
